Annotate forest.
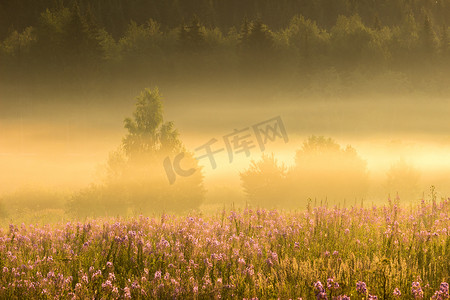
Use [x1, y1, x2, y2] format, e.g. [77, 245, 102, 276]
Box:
[1, 0, 450, 97]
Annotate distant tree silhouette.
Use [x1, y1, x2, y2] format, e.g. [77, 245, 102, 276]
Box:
[290, 136, 368, 204]
[68, 88, 205, 217]
[419, 15, 437, 57]
[385, 159, 421, 202]
[240, 153, 288, 208]
[179, 16, 206, 52]
[238, 18, 273, 54]
[440, 24, 449, 57]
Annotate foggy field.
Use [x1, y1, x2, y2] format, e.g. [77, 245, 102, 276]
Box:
[2, 0, 450, 298]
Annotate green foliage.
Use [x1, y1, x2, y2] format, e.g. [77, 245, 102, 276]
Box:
[418, 15, 438, 57]
[330, 15, 376, 68]
[118, 19, 163, 62]
[2, 0, 450, 93]
[0, 27, 36, 58]
[281, 15, 330, 61]
[179, 16, 206, 53]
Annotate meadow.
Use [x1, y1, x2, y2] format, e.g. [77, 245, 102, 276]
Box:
[1, 194, 449, 299]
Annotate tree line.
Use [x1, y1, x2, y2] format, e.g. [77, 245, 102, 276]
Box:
[1, 1, 450, 89]
[2, 0, 450, 38]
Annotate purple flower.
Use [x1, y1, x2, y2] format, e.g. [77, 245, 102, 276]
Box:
[314, 281, 327, 299]
[154, 271, 161, 280]
[101, 280, 113, 291]
[356, 281, 367, 294]
[432, 282, 449, 300]
[123, 287, 131, 299]
[326, 278, 339, 290]
[412, 282, 424, 299]
[314, 281, 324, 293]
[393, 287, 401, 297]
[440, 282, 449, 294]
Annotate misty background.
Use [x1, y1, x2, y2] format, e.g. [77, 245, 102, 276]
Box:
[1, 0, 450, 222]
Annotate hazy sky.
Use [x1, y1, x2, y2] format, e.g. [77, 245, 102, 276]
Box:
[2, 87, 450, 196]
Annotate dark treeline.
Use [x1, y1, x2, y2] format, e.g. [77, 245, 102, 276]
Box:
[2, 0, 450, 38]
[1, 0, 450, 95]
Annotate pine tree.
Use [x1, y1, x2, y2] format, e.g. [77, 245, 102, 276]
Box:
[179, 15, 206, 52]
[419, 15, 437, 56]
[247, 18, 273, 50]
[440, 24, 449, 57]
[238, 17, 251, 50]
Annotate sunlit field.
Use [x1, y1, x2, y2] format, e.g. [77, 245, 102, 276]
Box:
[1, 194, 449, 299]
[3, 0, 450, 299]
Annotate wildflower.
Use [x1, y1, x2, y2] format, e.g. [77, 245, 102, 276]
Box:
[123, 287, 131, 299]
[92, 270, 102, 280]
[393, 287, 401, 297]
[440, 282, 449, 294]
[112, 287, 119, 298]
[314, 281, 327, 299]
[102, 280, 113, 292]
[412, 282, 424, 299]
[164, 272, 170, 280]
[154, 271, 161, 280]
[432, 282, 449, 300]
[327, 278, 339, 290]
[271, 252, 278, 261]
[356, 281, 367, 294]
[82, 274, 89, 284]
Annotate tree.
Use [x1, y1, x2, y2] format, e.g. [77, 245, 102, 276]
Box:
[238, 18, 275, 72]
[0, 26, 36, 67]
[385, 159, 421, 202]
[284, 15, 330, 62]
[440, 24, 449, 57]
[62, 4, 101, 66]
[178, 16, 206, 52]
[330, 15, 374, 68]
[290, 136, 368, 204]
[240, 18, 273, 52]
[69, 88, 205, 217]
[118, 19, 163, 62]
[240, 153, 288, 208]
[418, 15, 437, 57]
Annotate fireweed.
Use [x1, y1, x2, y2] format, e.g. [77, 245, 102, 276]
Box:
[0, 198, 449, 298]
